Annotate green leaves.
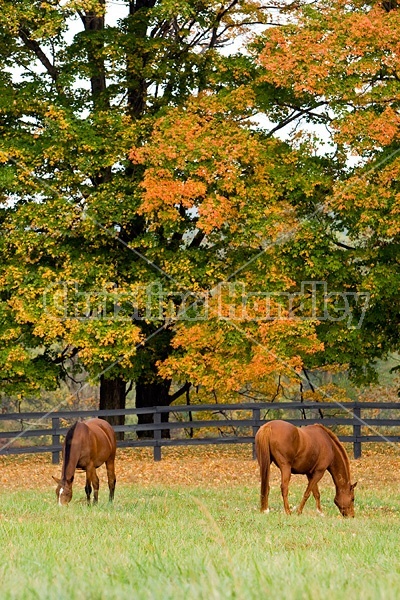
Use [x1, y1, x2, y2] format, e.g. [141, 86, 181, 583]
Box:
[1, 0, 397, 402]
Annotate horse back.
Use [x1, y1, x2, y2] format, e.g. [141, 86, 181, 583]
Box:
[293, 424, 335, 472]
[267, 420, 302, 464]
[85, 419, 117, 467]
[267, 420, 334, 473]
[74, 418, 116, 469]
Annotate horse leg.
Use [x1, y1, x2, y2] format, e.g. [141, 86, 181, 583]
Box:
[93, 471, 100, 504]
[85, 473, 92, 505]
[87, 466, 100, 504]
[106, 457, 116, 502]
[310, 480, 323, 515]
[280, 465, 292, 515]
[297, 471, 325, 515]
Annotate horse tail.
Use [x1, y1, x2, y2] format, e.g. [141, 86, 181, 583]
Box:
[255, 424, 271, 513]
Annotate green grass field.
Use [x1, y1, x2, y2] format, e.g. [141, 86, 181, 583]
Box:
[0, 481, 399, 600]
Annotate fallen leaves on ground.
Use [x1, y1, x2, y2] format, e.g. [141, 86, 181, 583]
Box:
[1, 444, 400, 493]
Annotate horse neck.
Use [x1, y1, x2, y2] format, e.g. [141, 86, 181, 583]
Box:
[62, 426, 81, 483]
[327, 435, 351, 491]
[62, 452, 79, 483]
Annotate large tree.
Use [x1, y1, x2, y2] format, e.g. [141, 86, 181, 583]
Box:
[133, 0, 400, 399]
[0, 0, 325, 428]
[1, 0, 397, 429]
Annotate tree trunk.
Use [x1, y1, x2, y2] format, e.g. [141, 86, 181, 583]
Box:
[135, 378, 171, 438]
[126, 0, 157, 118]
[99, 375, 126, 440]
[80, 2, 108, 110]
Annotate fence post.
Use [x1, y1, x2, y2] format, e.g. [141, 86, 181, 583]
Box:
[353, 405, 361, 459]
[153, 411, 162, 462]
[52, 417, 60, 465]
[252, 408, 260, 460]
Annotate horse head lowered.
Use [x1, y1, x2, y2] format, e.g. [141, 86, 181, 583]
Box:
[53, 418, 117, 506]
[255, 420, 357, 517]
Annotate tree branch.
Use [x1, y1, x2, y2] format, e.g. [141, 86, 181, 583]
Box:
[18, 28, 58, 82]
[209, 1, 240, 48]
[169, 381, 191, 402]
[54, 346, 81, 365]
[266, 102, 329, 137]
[330, 239, 357, 251]
[302, 368, 315, 393]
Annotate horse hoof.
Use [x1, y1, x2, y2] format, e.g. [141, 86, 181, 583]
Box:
[316, 509, 325, 517]
[262, 508, 270, 514]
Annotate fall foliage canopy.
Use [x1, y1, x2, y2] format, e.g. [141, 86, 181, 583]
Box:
[0, 0, 399, 409]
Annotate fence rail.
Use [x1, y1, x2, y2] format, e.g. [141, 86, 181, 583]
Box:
[0, 402, 399, 463]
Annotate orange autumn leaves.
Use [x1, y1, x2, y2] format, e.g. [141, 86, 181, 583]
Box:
[160, 316, 323, 394]
[258, 0, 400, 240]
[259, 0, 400, 154]
[130, 95, 296, 242]
[128, 96, 323, 394]
[259, 2, 400, 106]
[160, 289, 322, 394]
[1, 447, 400, 493]
[258, 0, 400, 151]
[124, 0, 400, 396]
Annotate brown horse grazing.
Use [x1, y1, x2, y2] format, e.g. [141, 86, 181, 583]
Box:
[255, 420, 357, 517]
[52, 418, 116, 506]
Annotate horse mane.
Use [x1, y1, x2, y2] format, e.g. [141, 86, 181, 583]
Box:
[314, 424, 351, 478]
[62, 422, 78, 479]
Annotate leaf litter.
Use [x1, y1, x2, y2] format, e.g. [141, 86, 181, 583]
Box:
[0, 444, 399, 493]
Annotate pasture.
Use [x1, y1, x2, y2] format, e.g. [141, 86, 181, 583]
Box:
[0, 446, 400, 599]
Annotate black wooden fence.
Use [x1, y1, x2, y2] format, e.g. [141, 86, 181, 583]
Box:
[0, 401, 400, 463]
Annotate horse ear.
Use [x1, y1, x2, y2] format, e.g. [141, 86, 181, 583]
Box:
[351, 482, 358, 490]
[52, 476, 61, 484]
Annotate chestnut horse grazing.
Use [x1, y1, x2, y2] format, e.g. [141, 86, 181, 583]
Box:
[53, 418, 116, 506]
[255, 420, 357, 517]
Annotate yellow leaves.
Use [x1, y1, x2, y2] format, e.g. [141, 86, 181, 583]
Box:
[62, 0, 106, 17]
[0, 326, 22, 343]
[1, 347, 30, 376]
[0, 266, 24, 288]
[328, 150, 400, 238]
[34, 314, 69, 340]
[0, 151, 11, 163]
[5, 347, 29, 363]
[65, 320, 143, 370]
[7, 297, 36, 325]
[45, 106, 69, 129]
